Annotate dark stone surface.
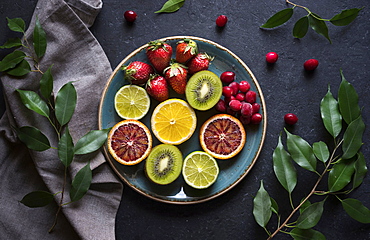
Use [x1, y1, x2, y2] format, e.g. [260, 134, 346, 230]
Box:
[1, 1, 369, 239]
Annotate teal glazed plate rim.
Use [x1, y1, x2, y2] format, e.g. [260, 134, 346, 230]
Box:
[98, 36, 267, 204]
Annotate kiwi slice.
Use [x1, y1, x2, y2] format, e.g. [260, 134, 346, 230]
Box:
[145, 144, 183, 185]
[185, 70, 223, 111]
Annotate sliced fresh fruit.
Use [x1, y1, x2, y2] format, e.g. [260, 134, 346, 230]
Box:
[182, 151, 219, 189]
[151, 98, 196, 145]
[200, 114, 246, 159]
[107, 119, 152, 165]
[114, 85, 150, 120]
[145, 144, 183, 185]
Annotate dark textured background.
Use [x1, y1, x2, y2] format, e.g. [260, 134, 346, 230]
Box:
[1, 1, 369, 239]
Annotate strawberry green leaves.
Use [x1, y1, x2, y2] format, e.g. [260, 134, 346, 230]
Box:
[155, 0, 185, 13]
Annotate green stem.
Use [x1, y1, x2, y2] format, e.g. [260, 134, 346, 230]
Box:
[286, 0, 331, 21]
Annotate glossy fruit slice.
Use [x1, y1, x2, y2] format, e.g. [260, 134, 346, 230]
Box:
[107, 120, 152, 165]
[200, 114, 246, 159]
[182, 151, 219, 189]
[151, 98, 197, 145]
[114, 85, 150, 120]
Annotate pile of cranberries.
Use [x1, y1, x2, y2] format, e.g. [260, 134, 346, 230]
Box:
[215, 71, 262, 125]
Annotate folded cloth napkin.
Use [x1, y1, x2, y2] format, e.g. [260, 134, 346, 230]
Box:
[0, 0, 123, 239]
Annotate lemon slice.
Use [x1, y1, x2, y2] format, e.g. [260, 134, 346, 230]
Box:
[114, 85, 150, 120]
[182, 151, 219, 189]
[151, 98, 196, 145]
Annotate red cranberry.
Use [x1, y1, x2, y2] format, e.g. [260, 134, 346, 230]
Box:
[251, 113, 263, 124]
[215, 99, 227, 112]
[252, 103, 260, 113]
[239, 115, 251, 125]
[245, 90, 257, 103]
[226, 107, 239, 117]
[220, 71, 235, 84]
[222, 86, 234, 97]
[229, 81, 239, 95]
[216, 15, 228, 27]
[224, 96, 236, 104]
[235, 93, 245, 101]
[284, 113, 298, 125]
[240, 102, 253, 117]
[229, 100, 242, 112]
[304, 59, 319, 71]
[239, 81, 250, 92]
[124, 10, 137, 22]
[266, 52, 278, 63]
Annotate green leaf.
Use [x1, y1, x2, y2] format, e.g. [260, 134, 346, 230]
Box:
[342, 115, 365, 159]
[16, 89, 50, 117]
[0, 50, 26, 72]
[70, 162, 92, 202]
[341, 198, 370, 223]
[33, 16, 47, 59]
[290, 228, 326, 240]
[320, 86, 342, 138]
[261, 8, 294, 28]
[74, 128, 110, 155]
[273, 134, 297, 193]
[55, 82, 77, 126]
[308, 13, 331, 43]
[293, 16, 309, 38]
[0, 38, 23, 49]
[20, 190, 54, 208]
[338, 70, 361, 124]
[6, 59, 31, 77]
[58, 126, 74, 167]
[270, 197, 279, 215]
[296, 200, 325, 229]
[330, 8, 362, 26]
[312, 141, 329, 163]
[16, 126, 51, 151]
[352, 152, 367, 189]
[285, 129, 317, 172]
[253, 181, 272, 228]
[7, 17, 25, 33]
[300, 199, 311, 214]
[40, 65, 54, 100]
[155, 0, 185, 13]
[328, 159, 356, 192]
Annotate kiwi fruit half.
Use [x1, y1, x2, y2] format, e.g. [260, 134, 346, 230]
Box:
[145, 144, 183, 185]
[185, 70, 223, 111]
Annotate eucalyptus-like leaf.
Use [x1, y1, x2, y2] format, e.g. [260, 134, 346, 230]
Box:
[74, 128, 110, 155]
[299, 199, 311, 214]
[20, 190, 54, 208]
[55, 82, 77, 126]
[312, 141, 329, 163]
[33, 16, 47, 59]
[58, 126, 74, 167]
[70, 162, 92, 202]
[296, 200, 325, 229]
[253, 181, 272, 228]
[341, 198, 370, 223]
[285, 129, 317, 172]
[328, 158, 355, 192]
[330, 8, 362, 26]
[40, 65, 54, 100]
[0, 50, 26, 72]
[16, 89, 50, 117]
[6, 59, 31, 77]
[15, 126, 51, 151]
[273, 135, 297, 193]
[320, 86, 342, 138]
[155, 0, 185, 13]
[342, 115, 365, 160]
[293, 16, 309, 38]
[261, 8, 294, 28]
[7, 17, 25, 33]
[0, 38, 23, 49]
[290, 228, 326, 240]
[352, 152, 367, 189]
[338, 70, 361, 124]
[270, 197, 279, 215]
[308, 13, 331, 43]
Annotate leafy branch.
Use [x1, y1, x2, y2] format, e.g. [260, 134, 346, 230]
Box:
[253, 70, 369, 239]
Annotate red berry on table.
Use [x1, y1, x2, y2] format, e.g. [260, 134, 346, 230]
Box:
[224, 96, 235, 104]
[163, 62, 188, 94]
[220, 71, 235, 84]
[124, 10, 137, 22]
[187, 53, 214, 74]
[252, 102, 260, 113]
[239, 81, 250, 92]
[215, 99, 227, 112]
[235, 93, 245, 102]
[284, 113, 298, 125]
[304, 59, 319, 71]
[245, 90, 257, 103]
[251, 113, 263, 124]
[228, 81, 239, 95]
[240, 102, 253, 117]
[176, 39, 198, 64]
[222, 86, 234, 98]
[122, 61, 154, 85]
[146, 40, 173, 73]
[216, 15, 228, 27]
[266, 52, 278, 63]
[145, 74, 169, 102]
[229, 99, 242, 112]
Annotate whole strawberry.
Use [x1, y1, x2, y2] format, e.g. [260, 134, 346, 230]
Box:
[146, 40, 172, 73]
[164, 62, 188, 94]
[145, 74, 169, 102]
[186, 53, 214, 75]
[175, 39, 198, 64]
[122, 61, 154, 85]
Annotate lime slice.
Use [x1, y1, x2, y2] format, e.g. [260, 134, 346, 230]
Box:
[182, 151, 219, 189]
[114, 85, 150, 120]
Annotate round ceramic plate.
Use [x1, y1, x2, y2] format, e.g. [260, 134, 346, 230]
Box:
[99, 36, 267, 204]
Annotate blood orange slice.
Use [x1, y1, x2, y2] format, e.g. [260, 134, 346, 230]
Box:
[200, 114, 246, 159]
[108, 120, 152, 165]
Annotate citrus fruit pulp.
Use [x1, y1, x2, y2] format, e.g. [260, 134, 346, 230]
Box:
[108, 119, 152, 165]
[200, 114, 246, 159]
[151, 98, 197, 145]
[182, 151, 219, 189]
[114, 85, 150, 120]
